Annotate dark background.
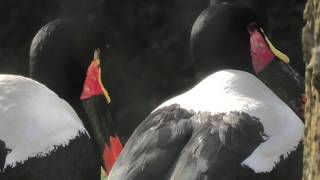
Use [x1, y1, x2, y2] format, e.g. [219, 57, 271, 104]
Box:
[0, 0, 306, 75]
[0, 0, 306, 138]
[0, 0, 208, 76]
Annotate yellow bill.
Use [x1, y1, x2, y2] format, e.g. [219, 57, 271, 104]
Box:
[95, 49, 112, 104]
[260, 28, 290, 64]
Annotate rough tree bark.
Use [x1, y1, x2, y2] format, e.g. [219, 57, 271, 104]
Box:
[303, 0, 320, 179]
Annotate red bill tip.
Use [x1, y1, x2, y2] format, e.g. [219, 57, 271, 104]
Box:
[103, 136, 123, 174]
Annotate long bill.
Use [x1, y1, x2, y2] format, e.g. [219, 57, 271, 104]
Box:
[259, 28, 290, 64]
[80, 49, 122, 174]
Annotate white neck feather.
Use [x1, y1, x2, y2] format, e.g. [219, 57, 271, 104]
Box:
[156, 70, 304, 173]
[0, 75, 87, 169]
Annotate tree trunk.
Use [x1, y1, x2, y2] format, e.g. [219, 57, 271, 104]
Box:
[303, 0, 320, 179]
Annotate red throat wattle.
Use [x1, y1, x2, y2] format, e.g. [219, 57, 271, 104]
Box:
[249, 29, 275, 74]
[80, 59, 103, 100]
[103, 136, 123, 174]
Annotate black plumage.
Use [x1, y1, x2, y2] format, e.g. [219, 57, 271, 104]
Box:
[210, 0, 306, 76]
[190, 3, 258, 79]
[29, 18, 105, 137]
[0, 54, 118, 178]
[0, 140, 10, 173]
[109, 105, 302, 180]
[29, 17, 195, 143]
[257, 60, 305, 120]
[1, 134, 100, 180]
[110, 105, 194, 179]
[189, 3, 304, 118]
[109, 3, 304, 180]
[166, 111, 265, 179]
